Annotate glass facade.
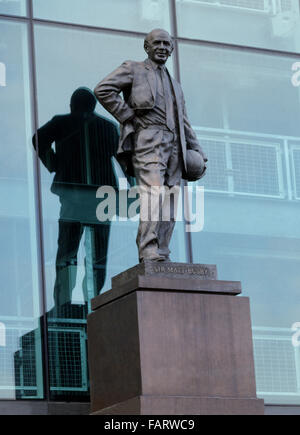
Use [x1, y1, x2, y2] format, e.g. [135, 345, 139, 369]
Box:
[0, 0, 26, 16]
[176, 0, 300, 53]
[0, 0, 300, 407]
[33, 0, 171, 32]
[0, 19, 43, 399]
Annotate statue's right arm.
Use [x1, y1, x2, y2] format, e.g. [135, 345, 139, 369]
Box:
[94, 61, 135, 125]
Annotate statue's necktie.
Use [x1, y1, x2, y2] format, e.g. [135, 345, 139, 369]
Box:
[159, 66, 175, 132]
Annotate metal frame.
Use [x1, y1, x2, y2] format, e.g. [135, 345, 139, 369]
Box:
[253, 327, 300, 399]
[26, 0, 51, 402]
[289, 143, 300, 200]
[47, 326, 88, 393]
[0, 317, 44, 399]
[178, 0, 272, 14]
[195, 129, 286, 199]
[194, 126, 300, 201]
[1, 0, 300, 403]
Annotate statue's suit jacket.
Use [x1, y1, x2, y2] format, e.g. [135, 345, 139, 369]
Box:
[94, 58, 205, 177]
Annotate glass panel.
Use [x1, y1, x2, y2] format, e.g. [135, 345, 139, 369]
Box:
[179, 42, 300, 405]
[0, 0, 26, 16]
[0, 20, 43, 400]
[176, 0, 300, 53]
[33, 0, 171, 33]
[34, 24, 184, 401]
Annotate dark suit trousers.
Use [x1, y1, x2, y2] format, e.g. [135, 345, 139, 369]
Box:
[132, 127, 182, 261]
[53, 198, 111, 307]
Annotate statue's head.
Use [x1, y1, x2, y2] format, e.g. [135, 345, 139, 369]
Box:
[144, 29, 174, 65]
[70, 87, 97, 114]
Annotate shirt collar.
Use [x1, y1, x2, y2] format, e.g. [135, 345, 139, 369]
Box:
[145, 58, 166, 71]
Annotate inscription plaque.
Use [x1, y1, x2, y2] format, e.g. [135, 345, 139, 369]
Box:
[112, 262, 217, 290]
[92, 263, 241, 312]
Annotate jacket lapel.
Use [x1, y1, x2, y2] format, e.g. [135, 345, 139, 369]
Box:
[169, 73, 187, 170]
[169, 74, 181, 113]
[144, 59, 157, 102]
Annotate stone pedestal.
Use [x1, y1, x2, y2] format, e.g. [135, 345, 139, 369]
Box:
[87, 263, 264, 415]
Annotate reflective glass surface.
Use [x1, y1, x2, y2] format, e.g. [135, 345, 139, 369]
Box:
[34, 24, 183, 400]
[179, 42, 300, 404]
[0, 0, 26, 16]
[0, 20, 43, 399]
[176, 0, 300, 53]
[33, 0, 171, 33]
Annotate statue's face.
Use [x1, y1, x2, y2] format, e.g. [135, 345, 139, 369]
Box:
[144, 30, 173, 65]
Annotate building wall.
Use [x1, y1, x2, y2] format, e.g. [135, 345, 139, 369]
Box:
[0, 0, 300, 408]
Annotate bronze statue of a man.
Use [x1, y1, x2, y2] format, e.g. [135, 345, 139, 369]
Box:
[94, 29, 207, 263]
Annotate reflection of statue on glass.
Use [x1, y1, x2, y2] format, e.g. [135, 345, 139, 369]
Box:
[94, 29, 207, 263]
[33, 88, 119, 314]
